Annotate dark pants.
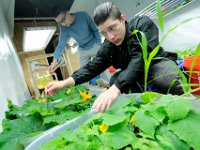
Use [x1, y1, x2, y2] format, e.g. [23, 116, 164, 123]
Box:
[110, 59, 184, 95]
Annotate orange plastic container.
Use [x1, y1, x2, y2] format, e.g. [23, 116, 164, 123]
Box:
[183, 55, 200, 95]
[183, 55, 200, 71]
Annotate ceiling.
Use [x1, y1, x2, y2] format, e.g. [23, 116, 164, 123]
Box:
[14, 0, 74, 19]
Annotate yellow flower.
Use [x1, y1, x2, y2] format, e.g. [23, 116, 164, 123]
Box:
[66, 88, 74, 94]
[130, 115, 135, 126]
[38, 84, 45, 89]
[99, 122, 109, 133]
[79, 91, 92, 102]
[38, 99, 47, 103]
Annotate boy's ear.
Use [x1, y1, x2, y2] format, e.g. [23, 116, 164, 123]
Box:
[121, 14, 126, 22]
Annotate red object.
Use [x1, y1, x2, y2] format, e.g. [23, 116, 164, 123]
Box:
[183, 55, 200, 71]
[183, 55, 200, 95]
[108, 66, 116, 73]
[190, 73, 200, 95]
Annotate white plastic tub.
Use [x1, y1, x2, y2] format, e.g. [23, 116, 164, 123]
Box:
[25, 93, 140, 150]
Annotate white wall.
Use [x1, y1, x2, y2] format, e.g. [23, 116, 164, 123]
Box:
[0, 0, 31, 131]
[70, 0, 155, 20]
[153, 0, 200, 52]
[70, 0, 96, 17]
[95, 0, 155, 21]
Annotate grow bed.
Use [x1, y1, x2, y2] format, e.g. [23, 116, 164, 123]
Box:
[26, 92, 200, 150]
[0, 85, 97, 150]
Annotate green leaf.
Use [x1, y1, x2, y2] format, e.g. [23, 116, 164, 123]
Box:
[156, 125, 190, 150]
[101, 113, 126, 126]
[140, 92, 162, 103]
[40, 137, 66, 150]
[155, 95, 173, 108]
[100, 124, 136, 149]
[54, 98, 80, 109]
[0, 115, 48, 150]
[156, 0, 164, 32]
[143, 104, 166, 123]
[43, 110, 80, 124]
[168, 111, 200, 150]
[9, 100, 56, 117]
[124, 105, 138, 114]
[49, 91, 67, 101]
[132, 137, 162, 150]
[81, 125, 100, 137]
[104, 98, 132, 117]
[112, 96, 134, 108]
[135, 109, 160, 137]
[165, 97, 194, 121]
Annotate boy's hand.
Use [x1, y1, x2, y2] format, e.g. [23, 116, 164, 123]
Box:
[92, 84, 121, 112]
[48, 59, 59, 73]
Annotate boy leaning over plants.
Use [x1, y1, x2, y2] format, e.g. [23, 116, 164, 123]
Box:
[45, 2, 184, 113]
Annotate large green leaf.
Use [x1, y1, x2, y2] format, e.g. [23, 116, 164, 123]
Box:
[135, 109, 160, 137]
[124, 105, 138, 114]
[156, 125, 190, 150]
[143, 104, 166, 123]
[140, 92, 162, 103]
[168, 111, 200, 150]
[9, 99, 39, 115]
[43, 109, 80, 124]
[111, 96, 134, 109]
[40, 137, 66, 150]
[105, 97, 135, 116]
[165, 97, 194, 121]
[9, 100, 56, 117]
[0, 115, 48, 150]
[100, 124, 136, 149]
[132, 137, 162, 150]
[54, 98, 80, 109]
[101, 113, 126, 126]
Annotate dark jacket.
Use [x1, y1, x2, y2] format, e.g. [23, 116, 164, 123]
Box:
[71, 16, 177, 93]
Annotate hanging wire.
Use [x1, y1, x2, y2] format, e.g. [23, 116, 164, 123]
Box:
[33, 7, 39, 26]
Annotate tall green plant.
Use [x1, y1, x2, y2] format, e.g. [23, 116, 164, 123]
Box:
[156, 0, 164, 32]
[132, 0, 200, 93]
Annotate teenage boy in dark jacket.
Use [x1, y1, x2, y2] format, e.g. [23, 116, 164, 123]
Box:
[45, 2, 184, 112]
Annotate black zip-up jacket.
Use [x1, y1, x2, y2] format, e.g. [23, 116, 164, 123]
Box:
[71, 16, 177, 93]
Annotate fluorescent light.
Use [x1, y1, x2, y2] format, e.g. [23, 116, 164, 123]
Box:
[23, 26, 56, 52]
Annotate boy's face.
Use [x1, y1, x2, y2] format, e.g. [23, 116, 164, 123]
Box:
[55, 11, 72, 27]
[98, 14, 126, 46]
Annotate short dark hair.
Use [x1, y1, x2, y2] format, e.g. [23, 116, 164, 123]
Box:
[93, 2, 122, 26]
[53, 4, 67, 18]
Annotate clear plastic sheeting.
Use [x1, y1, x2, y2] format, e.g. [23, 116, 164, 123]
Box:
[0, 0, 31, 132]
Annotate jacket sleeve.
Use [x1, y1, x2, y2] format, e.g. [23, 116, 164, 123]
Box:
[114, 16, 160, 93]
[53, 27, 68, 59]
